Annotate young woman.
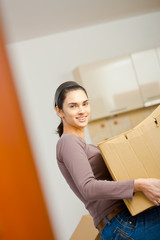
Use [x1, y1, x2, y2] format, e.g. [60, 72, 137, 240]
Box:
[55, 81, 160, 240]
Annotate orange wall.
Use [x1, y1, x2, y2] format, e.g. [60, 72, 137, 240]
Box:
[0, 21, 55, 240]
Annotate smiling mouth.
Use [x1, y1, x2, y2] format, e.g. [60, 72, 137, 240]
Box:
[76, 116, 88, 122]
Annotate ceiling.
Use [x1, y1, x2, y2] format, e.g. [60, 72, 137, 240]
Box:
[1, 0, 160, 44]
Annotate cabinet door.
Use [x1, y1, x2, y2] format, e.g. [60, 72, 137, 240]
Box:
[131, 49, 160, 107]
[73, 57, 143, 121]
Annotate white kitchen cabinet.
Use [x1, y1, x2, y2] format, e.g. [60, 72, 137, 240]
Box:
[131, 49, 160, 107]
[73, 57, 143, 121]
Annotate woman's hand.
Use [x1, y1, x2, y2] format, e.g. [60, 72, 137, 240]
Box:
[134, 178, 160, 206]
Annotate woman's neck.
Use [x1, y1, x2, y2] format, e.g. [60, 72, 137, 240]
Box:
[63, 127, 85, 140]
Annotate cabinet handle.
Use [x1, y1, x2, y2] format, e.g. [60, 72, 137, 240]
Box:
[109, 107, 127, 113]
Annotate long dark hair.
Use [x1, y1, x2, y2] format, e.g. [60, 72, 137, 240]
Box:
[54, 81, 88, 137]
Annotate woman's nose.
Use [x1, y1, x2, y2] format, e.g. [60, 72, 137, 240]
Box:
[78, 106, 85, 113]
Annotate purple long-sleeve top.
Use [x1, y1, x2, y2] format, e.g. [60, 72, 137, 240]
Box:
[56, 133, 134, 227]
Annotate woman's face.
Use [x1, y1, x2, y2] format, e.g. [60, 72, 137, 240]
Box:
[59, 89, 90, 132]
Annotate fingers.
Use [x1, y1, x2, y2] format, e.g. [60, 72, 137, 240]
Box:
[138, 178, 160, 205]
[153, 199, 160, 206]
[153, 200, 159, 206]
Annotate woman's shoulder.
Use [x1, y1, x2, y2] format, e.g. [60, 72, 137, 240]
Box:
[56, 133, 86, 160]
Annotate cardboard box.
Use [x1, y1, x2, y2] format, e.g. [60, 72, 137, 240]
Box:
[70, 214, 100, 240]
[98, 105, 160, 216]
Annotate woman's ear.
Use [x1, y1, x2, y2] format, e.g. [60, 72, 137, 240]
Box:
[55, 106, 64, 119]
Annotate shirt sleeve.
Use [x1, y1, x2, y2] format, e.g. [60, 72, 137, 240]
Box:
[58, 134, 134, 201]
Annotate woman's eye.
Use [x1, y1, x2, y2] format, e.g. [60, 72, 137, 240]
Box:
[70, 105, 76, 108]
[84, 102, 88, 106]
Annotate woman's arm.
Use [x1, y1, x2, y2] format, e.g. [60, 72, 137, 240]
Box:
[134, 178, 160, 206]
[58, 134, 134, 201]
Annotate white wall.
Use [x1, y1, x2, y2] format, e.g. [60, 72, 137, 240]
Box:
[6, 11, 160, 240]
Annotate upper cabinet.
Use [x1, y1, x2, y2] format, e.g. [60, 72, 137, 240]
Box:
[73, 57, 143, 121]
[73, 47, 160, 121]
[131, 49, 160, 107]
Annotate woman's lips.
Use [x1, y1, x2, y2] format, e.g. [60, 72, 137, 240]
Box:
[76, 116, 87, 122]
